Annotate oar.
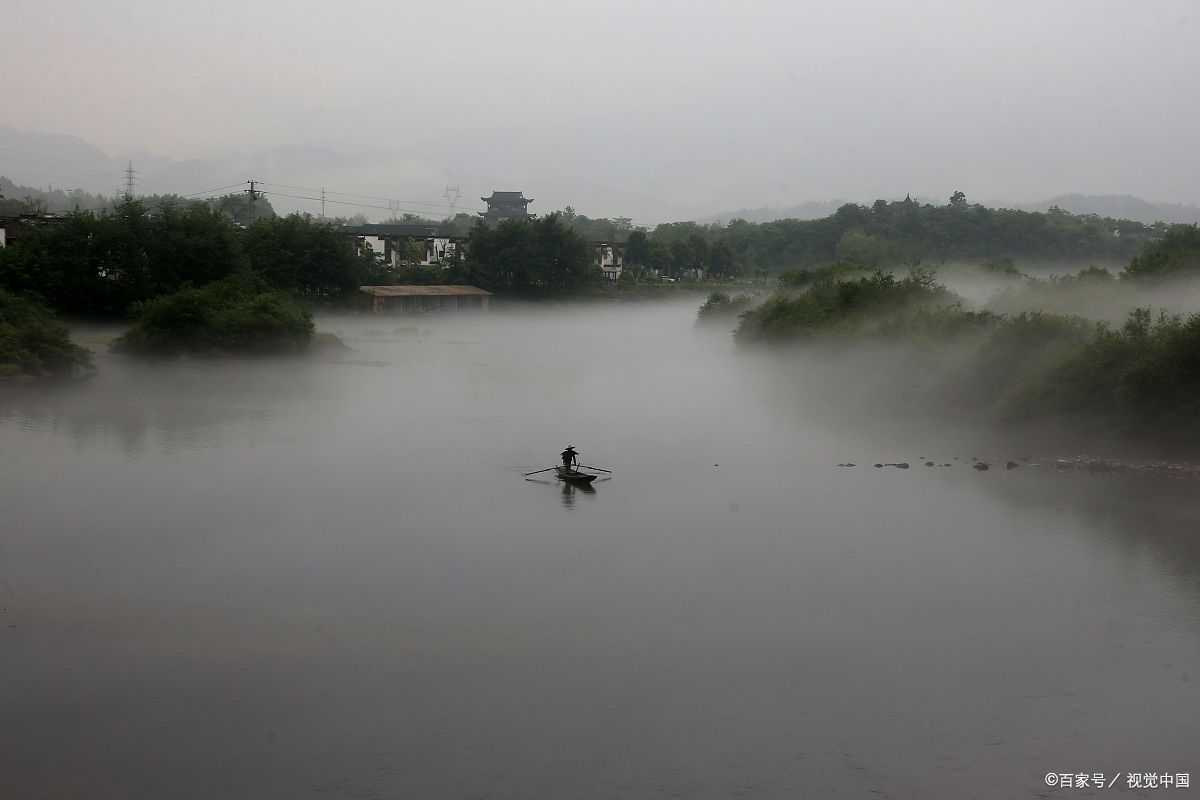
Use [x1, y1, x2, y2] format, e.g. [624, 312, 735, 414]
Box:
[524, 466, 558, 476]
[578, 464, 612, 473]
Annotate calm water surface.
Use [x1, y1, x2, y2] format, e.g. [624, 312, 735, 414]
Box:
[2, 302, 1197, 799]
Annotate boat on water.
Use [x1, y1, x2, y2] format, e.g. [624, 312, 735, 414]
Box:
[555, 466, 597, 484]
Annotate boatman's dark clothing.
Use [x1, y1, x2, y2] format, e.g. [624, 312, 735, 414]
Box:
[562, 449, 577, 468]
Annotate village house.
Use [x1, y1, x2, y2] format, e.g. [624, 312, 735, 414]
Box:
[592, 241, 625, 280]
[0, 214, 69, 248]
[349, 223, 467, 268]
[359, 285, 492, 314]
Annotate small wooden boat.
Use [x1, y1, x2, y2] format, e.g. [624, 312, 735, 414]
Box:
[555, 466, 597, 484]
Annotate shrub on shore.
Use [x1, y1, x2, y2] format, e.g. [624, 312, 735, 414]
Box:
[112, 275, 314, 356]
[1001, 308, 1200, 429]
[0, 289, 93, 377]
[735, 268, 954, 342]
[732, 261, 1200, 434]
[696, 291, 755, 322]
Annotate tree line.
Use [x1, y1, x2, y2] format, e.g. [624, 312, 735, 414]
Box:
[618, 194, 1162, 278]
[0, 199, 608, 317]
[1, 191, 1191, 320]
[0, 199, 385, 317]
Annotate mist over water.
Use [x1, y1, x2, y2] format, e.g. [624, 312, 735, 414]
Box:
[2, 301, 1198, 799]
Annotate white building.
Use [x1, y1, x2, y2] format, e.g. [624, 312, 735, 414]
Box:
[593, 241, 624, 280]
[351, 223, 466, 268]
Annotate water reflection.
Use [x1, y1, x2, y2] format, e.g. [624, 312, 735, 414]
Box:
[0, 353, 322, 456]
[523, 475, 599, 509]
[560, 478, 597, 508]
[980, 469, 1200, 617]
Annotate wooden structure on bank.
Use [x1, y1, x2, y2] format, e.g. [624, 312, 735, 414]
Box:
[359, 285, 492, 315]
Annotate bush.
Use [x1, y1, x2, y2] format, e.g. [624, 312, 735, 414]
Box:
[113, 275, 314, 356]
[1123, 224, 1200, 280]
[0, 289, 93, 377]
[696, 291, 754, 322]
[874, 303, 997, 345]
[1002, 308, 1200, 429]
[735, 268, 954, 342]
[733, 257, 1200, 433]
[777, 261, 863, 289]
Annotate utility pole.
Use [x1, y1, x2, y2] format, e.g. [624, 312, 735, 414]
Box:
[320, 187, 326, 220]
[443, 185, 460, 221]
[247, 180, 259, 225]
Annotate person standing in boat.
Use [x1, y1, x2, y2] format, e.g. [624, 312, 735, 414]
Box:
[561, 445, 578, 471]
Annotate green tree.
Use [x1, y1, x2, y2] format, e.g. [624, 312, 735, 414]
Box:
[708, 238, 736, 277]
[835, 229, 890, 267]
[625, 229, 651, 267]
[207, 192, 275, 225]
[0, 289, 92, 376]
[113, 275, 314, 356]
[465, 214, 597, 295]
[404, 238, 427, 266]
[242, 215, 369, 300]
[1123, 224, 1200, 279]
[0, 198, 241, 317]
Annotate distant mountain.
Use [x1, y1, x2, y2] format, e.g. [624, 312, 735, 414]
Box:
[0, 123, 113, 178]
[0, 175, 112, 213]
[1016, 194, 1200, 225]
[0, 124, 379, 214]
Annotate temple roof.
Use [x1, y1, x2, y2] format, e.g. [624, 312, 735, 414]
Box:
[481, 191, 531, 202]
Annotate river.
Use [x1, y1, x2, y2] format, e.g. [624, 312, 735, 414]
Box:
[2, 300, 1197, 799]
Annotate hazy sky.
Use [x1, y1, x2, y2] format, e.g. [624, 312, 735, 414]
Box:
[4, 0, 1200, 222]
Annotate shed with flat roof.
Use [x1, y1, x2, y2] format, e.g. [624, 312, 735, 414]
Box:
[359, 285, 492, 314]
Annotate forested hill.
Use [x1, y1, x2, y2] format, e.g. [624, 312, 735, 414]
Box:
[701, 193, 1200, 228]
[634, 196, 1160, 274]
[0, 176, 111, 214]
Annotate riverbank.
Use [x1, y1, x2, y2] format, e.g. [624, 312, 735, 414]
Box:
[729, 261, 1200, 448]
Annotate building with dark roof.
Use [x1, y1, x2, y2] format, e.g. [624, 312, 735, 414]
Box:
[359, 285, 492, 314]
[479, 191, 533, 221]
[347, 223, 466, 267]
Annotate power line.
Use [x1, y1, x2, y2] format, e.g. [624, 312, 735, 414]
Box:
[256, 181, 480, 212]
[0, 143, 478, 215]
[257, 189, 465, 220]
[256, 189, 399, 213]
[255, 190, 460, 220]
[179, 182, 247, 199]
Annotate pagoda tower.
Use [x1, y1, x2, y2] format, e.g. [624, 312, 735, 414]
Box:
[480, 191, 533, 221]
